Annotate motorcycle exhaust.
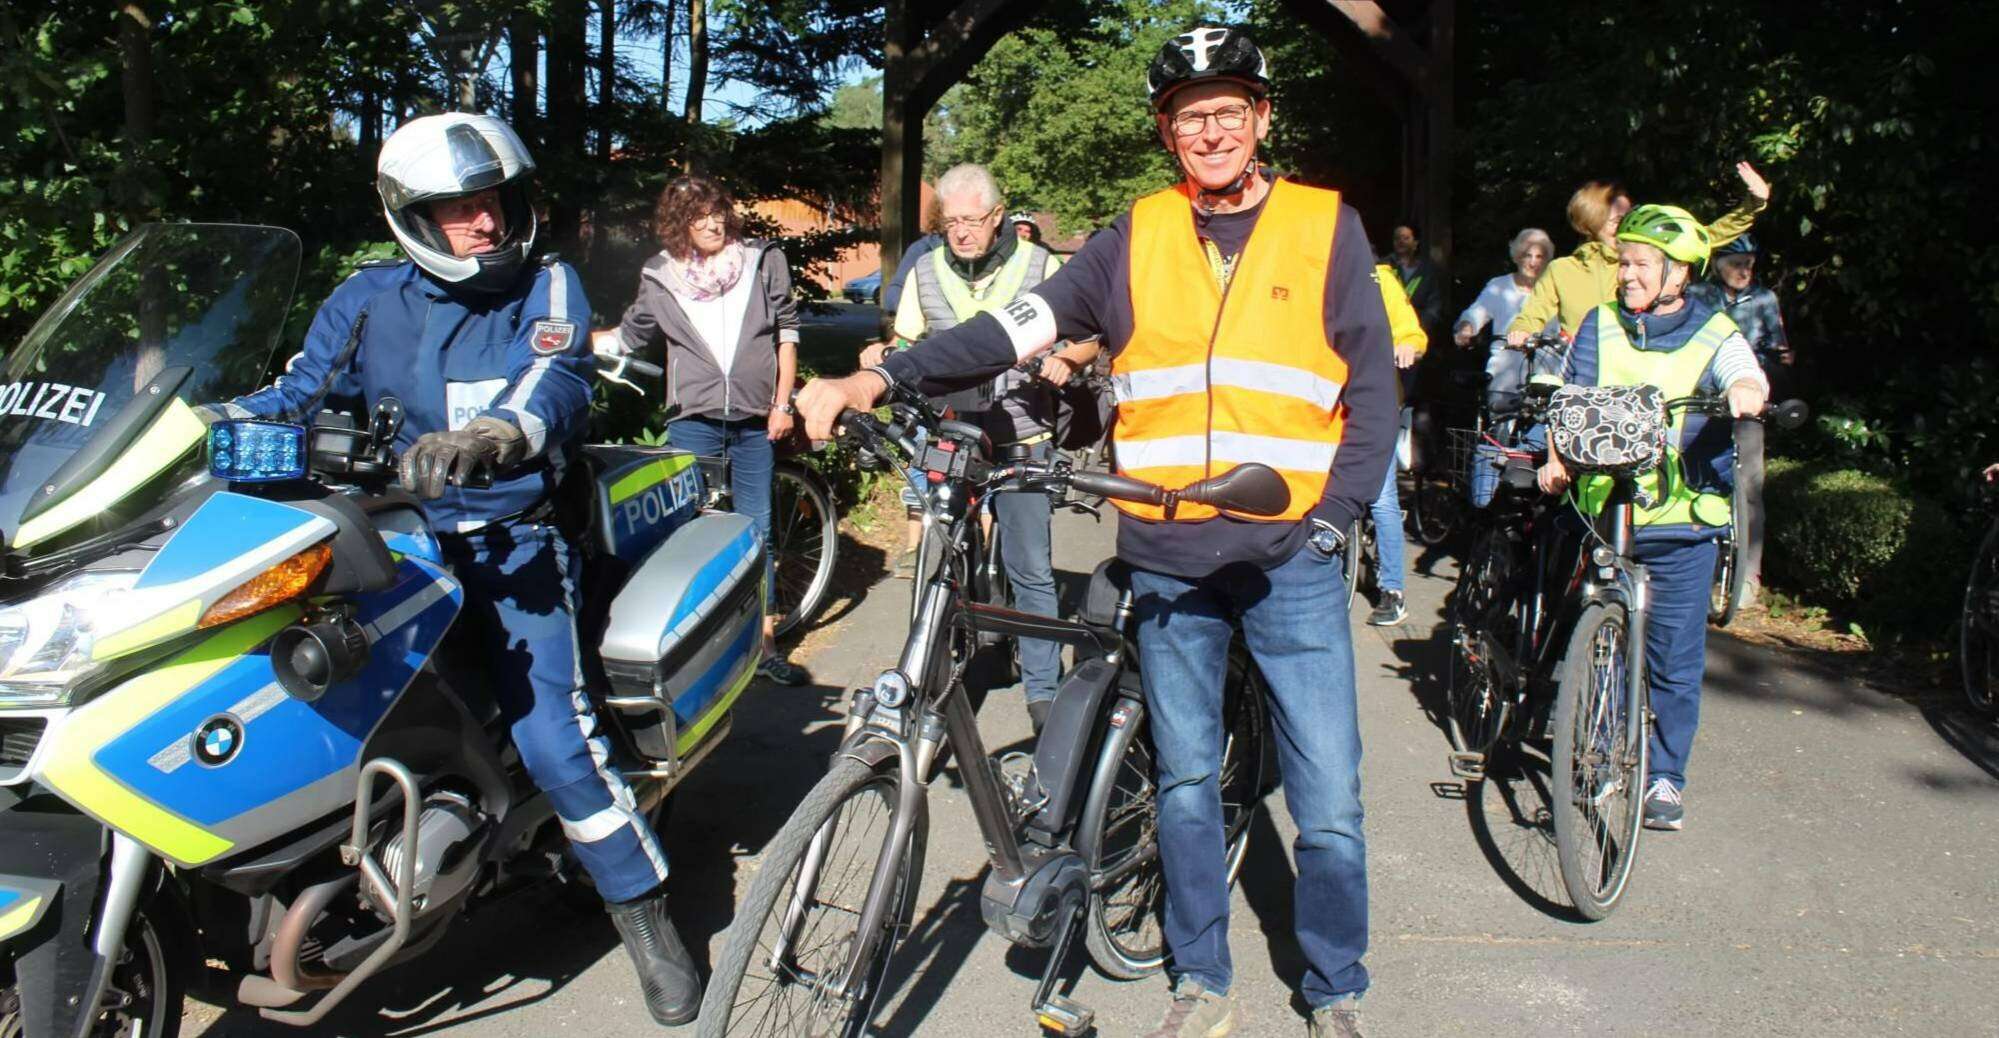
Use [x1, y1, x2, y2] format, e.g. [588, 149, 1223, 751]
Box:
[271, 616, 368, 701]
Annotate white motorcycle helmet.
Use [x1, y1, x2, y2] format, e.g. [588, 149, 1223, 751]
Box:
[376, 113, 538, 294]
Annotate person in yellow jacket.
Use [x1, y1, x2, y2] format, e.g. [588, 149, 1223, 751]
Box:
[1363, 264, 1428, 624]
[1506, 162, 1771, 345]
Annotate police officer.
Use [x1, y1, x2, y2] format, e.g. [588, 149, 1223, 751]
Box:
[213, 114, 700, 1026]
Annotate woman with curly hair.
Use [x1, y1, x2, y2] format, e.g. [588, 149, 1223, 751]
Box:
[607, 173, 807, 685]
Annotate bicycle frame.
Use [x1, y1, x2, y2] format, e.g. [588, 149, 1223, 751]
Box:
[769, 432, 1122, 1008]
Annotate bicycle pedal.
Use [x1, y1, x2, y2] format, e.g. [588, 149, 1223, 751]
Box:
[1034, 995, 1095, 1036]
[1447, 751, 1486, 780]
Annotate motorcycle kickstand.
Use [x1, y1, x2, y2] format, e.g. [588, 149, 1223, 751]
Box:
[1030, 896, 1094, 1036]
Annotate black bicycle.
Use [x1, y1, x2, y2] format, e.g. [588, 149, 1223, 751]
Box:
[697, 390, 1277, 1037]
[1961, 476, 1999, 716]
[1445, 389, 1806, 919]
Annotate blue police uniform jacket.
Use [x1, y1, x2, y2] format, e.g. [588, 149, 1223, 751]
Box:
[233, 257, 595, 533]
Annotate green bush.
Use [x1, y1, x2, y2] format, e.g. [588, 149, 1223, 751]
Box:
[1762, 457, 1973, 641]
[1764, 459, 1910, 603]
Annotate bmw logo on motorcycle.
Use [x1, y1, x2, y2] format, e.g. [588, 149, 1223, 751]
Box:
[192, 714, 246, 767]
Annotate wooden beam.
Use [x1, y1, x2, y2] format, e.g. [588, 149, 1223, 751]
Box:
[878, 0, 1046, 284]
[1278, 0, 1410, 113]
[1328, 0, 1430, 93]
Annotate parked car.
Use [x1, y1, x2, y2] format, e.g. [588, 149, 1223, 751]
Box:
[842, 269, 882, 304]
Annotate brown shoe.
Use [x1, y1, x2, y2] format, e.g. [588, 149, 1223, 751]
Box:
[1143, 978, 1235, 1038]
[1308, 997, 1364, 1037]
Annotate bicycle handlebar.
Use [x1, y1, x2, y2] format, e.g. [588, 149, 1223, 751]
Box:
[1664, 394, 1810, 429]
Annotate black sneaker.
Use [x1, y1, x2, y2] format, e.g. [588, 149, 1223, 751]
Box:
[758, 655, 808, 687]
[1642, 777, 1684, 831]
[1366, 590, 1407, 626]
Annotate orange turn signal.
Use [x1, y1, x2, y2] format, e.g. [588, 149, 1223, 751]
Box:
[199, 542, 334, 629]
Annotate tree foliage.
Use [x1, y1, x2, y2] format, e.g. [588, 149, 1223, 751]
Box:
[929, 0, 1209, 235]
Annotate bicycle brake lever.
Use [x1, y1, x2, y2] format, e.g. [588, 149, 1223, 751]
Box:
[1061, 499, 1103, 522]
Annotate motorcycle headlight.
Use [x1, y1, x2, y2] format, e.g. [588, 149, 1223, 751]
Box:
[0, 570, 142, 708]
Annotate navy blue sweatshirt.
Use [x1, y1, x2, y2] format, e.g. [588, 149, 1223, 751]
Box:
[879, 185, 1397, 578]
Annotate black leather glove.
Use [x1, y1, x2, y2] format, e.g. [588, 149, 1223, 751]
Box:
[398, 416, 528, 499]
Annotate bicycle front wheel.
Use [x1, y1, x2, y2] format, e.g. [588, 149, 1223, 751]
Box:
[698, 756, 926, 1038]
[1961, 521, 1999, 716]
[769, 462, 839, 637]
[1707, 529, 1739, 627]
[1549, 600, 1648, 921]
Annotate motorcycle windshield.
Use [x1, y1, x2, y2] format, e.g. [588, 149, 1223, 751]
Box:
[0, 224, 301, 539]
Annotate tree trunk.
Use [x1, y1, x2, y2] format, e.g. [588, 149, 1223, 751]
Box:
[546, 0, 590, 251]
[547, 0, 588, 157]
[359, 83, 381, 154]
[683, 0, 706, 124]
[115, 0, 156, 218]
[660, 0, 676, 111]
[509, 14, 539, 148]
[597, 0, 615, 160]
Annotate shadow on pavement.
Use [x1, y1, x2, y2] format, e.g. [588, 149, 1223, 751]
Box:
[191, 883, 621, 1037]
[1918, 700, 1999, 786]
[871, 876, 989, 1037]
[1459, 743, 1586, 923]
[799, 533, 889, 634]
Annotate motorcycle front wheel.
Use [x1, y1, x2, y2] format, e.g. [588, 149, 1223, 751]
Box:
[2, 888, 190, 1038]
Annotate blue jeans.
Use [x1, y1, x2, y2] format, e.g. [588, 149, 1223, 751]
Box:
[1367, 461, 1405, 594]
[994, 445, 1060, 704]
[1129, 542, 1370, 1008]
[1634, 534, 1718, 790]
[669, 415, 776, 604]
[442, 521, 670, 903]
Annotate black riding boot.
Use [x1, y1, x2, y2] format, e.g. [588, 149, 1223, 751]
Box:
[606, 891, 702, 1026]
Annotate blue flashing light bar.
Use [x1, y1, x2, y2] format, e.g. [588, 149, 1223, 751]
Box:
[208, 420, 308, 483]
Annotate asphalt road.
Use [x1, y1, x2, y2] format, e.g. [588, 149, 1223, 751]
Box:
[186, 505, 1999, 1038]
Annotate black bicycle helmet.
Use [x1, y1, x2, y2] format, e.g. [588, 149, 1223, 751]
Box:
[1146, 26, 1271, 109]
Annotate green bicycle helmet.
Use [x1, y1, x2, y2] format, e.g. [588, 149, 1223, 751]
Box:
[1616, 203, 1712, 274]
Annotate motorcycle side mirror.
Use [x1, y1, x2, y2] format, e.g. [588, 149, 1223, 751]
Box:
[1769, 398, 1810, 431]
[370, 397, 405, 446]
[1178, 463, 1290, 518]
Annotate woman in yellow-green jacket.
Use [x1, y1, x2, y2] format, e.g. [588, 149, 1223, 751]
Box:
[1506, 161, 1770, 344]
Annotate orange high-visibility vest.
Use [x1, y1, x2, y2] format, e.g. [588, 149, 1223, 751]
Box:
[1112, 179, 1347, 522]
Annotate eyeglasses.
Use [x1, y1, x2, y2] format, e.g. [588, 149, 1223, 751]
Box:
[1169, 103, 1254, 138]
[941, 204, 1001, 232]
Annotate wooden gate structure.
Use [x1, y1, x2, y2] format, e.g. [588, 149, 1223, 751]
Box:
[877, 0, 1456, 282]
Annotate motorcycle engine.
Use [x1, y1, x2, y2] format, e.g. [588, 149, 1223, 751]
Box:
[369, 789, 488, 920]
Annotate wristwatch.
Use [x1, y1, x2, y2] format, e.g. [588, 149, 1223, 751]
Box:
[1307, 519, 1347, 556]
[777, 402, 797, 416]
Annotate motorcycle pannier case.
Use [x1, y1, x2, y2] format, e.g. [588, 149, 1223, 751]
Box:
[597, 512, 765, 763]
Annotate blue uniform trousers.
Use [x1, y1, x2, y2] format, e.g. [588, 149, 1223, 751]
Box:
[440, 520, 671, 903]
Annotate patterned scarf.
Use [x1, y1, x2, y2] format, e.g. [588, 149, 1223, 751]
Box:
[662, 240, 747, 302]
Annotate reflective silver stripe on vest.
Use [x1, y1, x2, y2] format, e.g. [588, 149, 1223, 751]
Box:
[1111, 358, 1343, 412]
[1116, 431, 1339, 474]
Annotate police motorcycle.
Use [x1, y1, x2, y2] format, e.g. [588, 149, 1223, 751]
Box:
[0, 223, 765, 1037]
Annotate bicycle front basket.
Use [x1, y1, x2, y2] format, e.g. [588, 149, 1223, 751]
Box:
[1547, 384, 1668, 474]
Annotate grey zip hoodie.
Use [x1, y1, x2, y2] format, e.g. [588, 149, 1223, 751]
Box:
[616, 239, 799, 419]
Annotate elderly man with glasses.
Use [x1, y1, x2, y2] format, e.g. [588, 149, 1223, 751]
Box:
[860, 163, 1100, 732]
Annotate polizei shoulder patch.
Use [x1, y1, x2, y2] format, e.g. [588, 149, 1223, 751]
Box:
[531, 319, 578, 355]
